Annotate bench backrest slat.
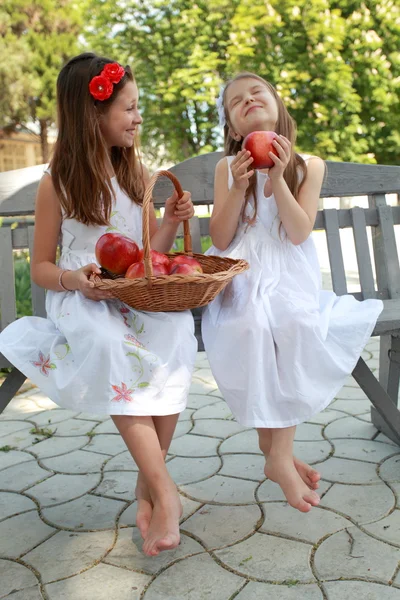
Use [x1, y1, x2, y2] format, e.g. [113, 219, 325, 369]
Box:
[369, 194, 400, 299]
[0, 228, 17, 330]
[323, 209, 348, 295]
[351, 207, 377, 299]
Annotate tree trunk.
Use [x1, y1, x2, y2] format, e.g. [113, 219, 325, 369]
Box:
[39, 119, 49, 163]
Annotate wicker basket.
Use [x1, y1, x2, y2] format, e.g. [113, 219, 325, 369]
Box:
[93, 170, 249, 312]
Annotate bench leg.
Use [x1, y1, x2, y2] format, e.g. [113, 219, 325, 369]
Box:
[0, 368, 27, 414]
[370, 335, 400, 444]
[192, 308, 204, 352]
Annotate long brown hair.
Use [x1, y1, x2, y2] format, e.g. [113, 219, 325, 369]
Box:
[50, 52, 144, 226]
[222, 72, 307, 225]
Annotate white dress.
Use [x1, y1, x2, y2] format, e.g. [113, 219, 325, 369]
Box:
[0, 175, 197, 416]
[201, 156, 383, 428]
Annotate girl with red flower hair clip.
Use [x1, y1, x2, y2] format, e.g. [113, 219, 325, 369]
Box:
[0, 52, 197, 557]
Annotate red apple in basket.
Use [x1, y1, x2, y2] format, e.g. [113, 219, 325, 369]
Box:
[242, 131, 279, 169]
[126, 261, 169, 279]
[138, 248, 170, 266]
[169, 255, 203, 274]
[170, 263, 200, 275]
[95, 233, 139, 275]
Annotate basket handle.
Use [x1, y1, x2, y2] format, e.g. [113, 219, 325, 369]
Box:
[142, 170, 192, 280]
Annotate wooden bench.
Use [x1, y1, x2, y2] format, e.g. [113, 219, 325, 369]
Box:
[1, 155, 400, 445]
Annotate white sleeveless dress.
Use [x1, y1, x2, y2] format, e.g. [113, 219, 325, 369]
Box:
[0, 175, 197, 416]
[201, 156, 383, 428]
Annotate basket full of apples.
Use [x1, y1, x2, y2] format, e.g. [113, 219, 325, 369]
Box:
[92, 170, 249, 312]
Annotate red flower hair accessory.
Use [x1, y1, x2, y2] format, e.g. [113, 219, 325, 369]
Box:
[89, 62, 125, 101]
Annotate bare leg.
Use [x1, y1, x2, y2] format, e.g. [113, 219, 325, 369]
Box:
[260, 426, 320, 512]
[258, 428, 320, 490]
[135, 414, 180, 539]
[112, 415, 181, 556]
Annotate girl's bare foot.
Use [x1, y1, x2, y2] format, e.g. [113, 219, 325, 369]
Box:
[142, 486, 182, 557]
[265, 456, 320, 512]
[135, 471, 153, 540]
[293, 457, 321, 490]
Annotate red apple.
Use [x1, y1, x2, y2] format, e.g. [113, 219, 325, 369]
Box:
[169, 255, 203, 274]
[95, 233, 139, 275]
[125, 261, 169, 279]
[170, 263, 200, 275]
[137, 249, 170, 266]
[242, 130, 279, 169]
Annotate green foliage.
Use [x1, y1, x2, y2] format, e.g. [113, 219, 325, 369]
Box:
[14, 252, 32, 318]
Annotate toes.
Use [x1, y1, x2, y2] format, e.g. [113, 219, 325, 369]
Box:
[294, 499, 312, 513]
[305, 491, 320, 506]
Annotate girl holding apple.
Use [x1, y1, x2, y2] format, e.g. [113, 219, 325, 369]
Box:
[202, 72, 383, 512]
[0, 53, 197, 556]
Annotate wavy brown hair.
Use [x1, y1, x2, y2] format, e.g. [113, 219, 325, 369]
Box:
[50, 52, 144, 226]
[222, 72, 307, 225]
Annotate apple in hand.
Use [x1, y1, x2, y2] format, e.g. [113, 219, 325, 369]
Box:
[169, 255, 203, 274]
[138, 249, 170, 266]
[242, 131, 279, 169]
[95, 233, 139, 275]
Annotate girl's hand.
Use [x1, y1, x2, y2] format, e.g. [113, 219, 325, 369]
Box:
[163, 190, 194, 224]
[268, 135, 291, 181]
[231, 150, 254, 191]
[70, 264, 115, 301]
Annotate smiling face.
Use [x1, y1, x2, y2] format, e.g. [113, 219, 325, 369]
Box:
[225, 77, 279, 140]
[99, 80, 142, 149]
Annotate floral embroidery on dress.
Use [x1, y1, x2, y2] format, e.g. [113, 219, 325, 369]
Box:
[118, 304, 145, 334]
[111, 382, 134, 402]
[30, 351, 57, 377]
[124, 333, 144, 349]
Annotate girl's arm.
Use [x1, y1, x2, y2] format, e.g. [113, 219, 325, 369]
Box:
[210, 151, 254, 251]
[31, 174, 113, 300]
[143, 165, 195, 253]
[269, 137, 325, 245]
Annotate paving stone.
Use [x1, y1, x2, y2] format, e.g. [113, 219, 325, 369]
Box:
[193, 402, 234, 420]
[183, 503, 262, 549]
[324, 416, 378, 440]
[41, 449, 108, 474]
[342, 375, 360, 388]
[363, 509, 400, 545]
[320, 482, 395, 523]
[258, 479, 332, 503]
[306, 410, 345, 425]
[45, 562, 150, 600]
[0, 461, 52, 492]
[2, 585, 43, 600]
[295, 423, 324, 441]
[323, 581, 400, 600]
[391, 483, 400, 508]
[28, 473, 100, 507]
[260, 503, 350, 544]
[208, 389, 226, 398]
[178, 408, 195, 422]
[379, 455, 400, 483]
[107, 529, 204, 575]
[190, 418, 246, 438]
[0, 420, 33, 438]
[314, 527, 400, 582]
[180, 475, 258, 505]
[293, 441, 332, 465]
[219, 454, 266, 481]
[220, 429, 261, 455]
[216, 532, 314, 582]
[169, 434, 219, 457]
[167, 455, 221, 485]
[186, 394, 219, 410]
[28, 408, 79, 425]
[321, 457, 380, 484]
[334, 386, 368, 400]
[104, 451, 138, 472]
[143, 553, 243, 600]
[75, 412, 104, 422]
[52, 418, 97, 437]
[81, 434, 127, 456]
[0, 428, 37, 450]
[26, 394, 58, 410]
[0, 511, 55, 558]
[332, 439, 399, 463]
[25, 435, 88, 458]
[329, 399, 372, 415]
[24, 529, 114, 583]
[374, 433, 400, 447]
[0, 491, 37, 520]
[95, 471, 137, 501]
[235, 582, 323, 599]
[172, 420, 193, 438]
[189, 379, 218, 395]
[0, 558, 38, 596]
[42, 494, 126, 530]
[0, 450, 34, 471]
[1, 397, 43, 419]
[92, 419, 119, 434]
[191, 368, 216, 385]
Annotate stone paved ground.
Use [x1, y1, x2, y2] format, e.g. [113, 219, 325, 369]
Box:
[1, 339, 400, 599]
